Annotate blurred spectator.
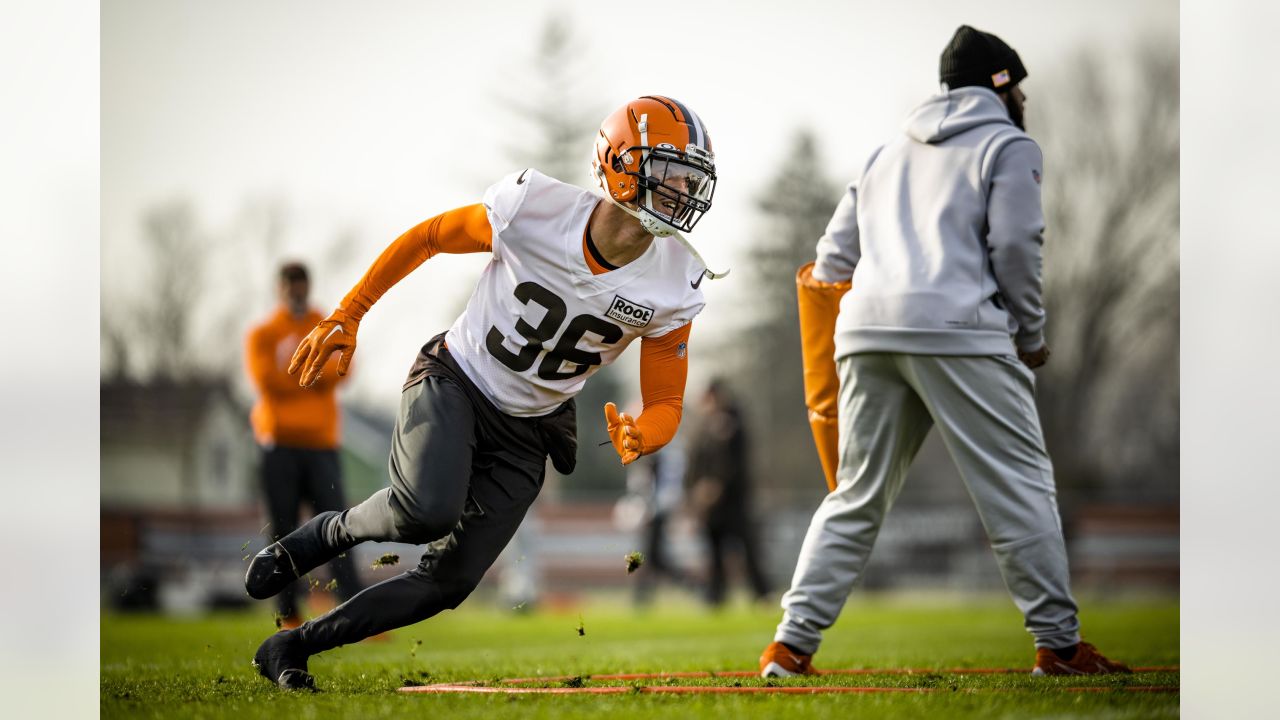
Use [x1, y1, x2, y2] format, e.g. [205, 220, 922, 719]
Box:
[244, 261, 362, 627]
[497, 517, 542, 613]
[628, 439, 693, 606]
[688, 379, 770, 606]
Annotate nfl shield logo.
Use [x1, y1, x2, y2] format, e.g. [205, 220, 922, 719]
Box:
[676, 342, 687, 359]
[1032, 169, 1042, 185]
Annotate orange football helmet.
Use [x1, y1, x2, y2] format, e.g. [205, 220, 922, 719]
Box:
[593, 95, 717, 236]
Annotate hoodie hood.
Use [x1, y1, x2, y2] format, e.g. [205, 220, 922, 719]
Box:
[904, 86, 1014, 144]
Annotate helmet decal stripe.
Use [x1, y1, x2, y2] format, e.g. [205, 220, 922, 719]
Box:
[686, 107, 710, 152]
[665, 96, 704, 149]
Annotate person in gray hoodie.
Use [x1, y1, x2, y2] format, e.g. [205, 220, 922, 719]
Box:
[758, 26, 1131, 678]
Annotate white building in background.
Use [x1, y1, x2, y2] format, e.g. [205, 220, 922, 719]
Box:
[100, 379, 400, 612]
[101, 379, 257, 511]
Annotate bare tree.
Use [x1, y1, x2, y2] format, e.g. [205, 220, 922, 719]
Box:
[1033, 38, 1180, 503]
[102, 190, 369, 388]
[129, 200, 207, 380]
[100, 314, 131, 381]
[497, 12, 602, 188]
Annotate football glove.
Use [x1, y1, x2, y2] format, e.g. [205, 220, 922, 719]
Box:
[604, 402, 643, 465]
[288, 308, 358, 388]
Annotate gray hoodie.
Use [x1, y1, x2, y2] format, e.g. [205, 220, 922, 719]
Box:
[813, 86, 1046, 357]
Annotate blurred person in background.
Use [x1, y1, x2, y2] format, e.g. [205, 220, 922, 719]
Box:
[760, 26, 1130, 678]
[688, 378, 770, 608]
[245, 261, 363, 628]
[243, 95, 719, 690]
[496, 513, 542, 613]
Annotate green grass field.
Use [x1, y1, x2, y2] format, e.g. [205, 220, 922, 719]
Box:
[102, 593, 1178, 719]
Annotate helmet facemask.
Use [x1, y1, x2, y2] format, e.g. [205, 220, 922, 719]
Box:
[629, 144, 716, 235]
[596, 108, 717, 237]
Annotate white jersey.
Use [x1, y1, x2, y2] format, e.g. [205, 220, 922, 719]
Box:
[445, 169, 706, 417]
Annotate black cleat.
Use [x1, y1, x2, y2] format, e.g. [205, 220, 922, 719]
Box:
[245, 511, 345, 600]
[245, 542, 303, 600]
[252, 630, 316, 691]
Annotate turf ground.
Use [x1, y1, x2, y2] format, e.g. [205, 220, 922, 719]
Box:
[101, 593, 1178, 719]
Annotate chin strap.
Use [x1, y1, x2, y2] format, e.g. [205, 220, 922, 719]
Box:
[598, 192, 730, 280]
[670, 230, 730, 280]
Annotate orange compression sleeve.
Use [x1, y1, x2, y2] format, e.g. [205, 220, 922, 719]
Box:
[635, 322, 692, 455]
[339, 203, 492, 320]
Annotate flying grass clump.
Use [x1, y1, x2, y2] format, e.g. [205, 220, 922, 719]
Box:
[400, 669, 433, 688]
[372, 553, 400, 569]
[625, 551, 645, 574]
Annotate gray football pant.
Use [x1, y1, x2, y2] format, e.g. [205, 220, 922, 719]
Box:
[774, 353, 1081, 655]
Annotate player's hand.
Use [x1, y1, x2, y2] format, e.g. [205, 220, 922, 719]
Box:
[604, 402, 643, 465]
[288, 309, 359, 388]
[1017, 343, 1051, 370]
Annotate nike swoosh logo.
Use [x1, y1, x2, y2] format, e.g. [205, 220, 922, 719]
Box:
[690, 272, 705, 290]
[516, 169, 529, 184]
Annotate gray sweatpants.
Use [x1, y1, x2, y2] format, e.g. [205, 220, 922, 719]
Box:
[774, 353, 1080, 655]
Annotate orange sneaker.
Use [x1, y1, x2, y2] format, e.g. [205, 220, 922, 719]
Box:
[1032, 642, 1132, 676]
[759, 641, 818, 677]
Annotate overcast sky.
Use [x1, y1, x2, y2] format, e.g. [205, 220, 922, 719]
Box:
[102, 0, 1177, 407]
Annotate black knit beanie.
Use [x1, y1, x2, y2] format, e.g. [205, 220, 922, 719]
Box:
[939, 25, 1027, 91]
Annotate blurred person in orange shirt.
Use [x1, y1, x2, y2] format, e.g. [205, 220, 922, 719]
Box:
[245, 261, 362, 628]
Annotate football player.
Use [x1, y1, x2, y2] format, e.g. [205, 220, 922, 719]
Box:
[246, 95, 718, 690]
